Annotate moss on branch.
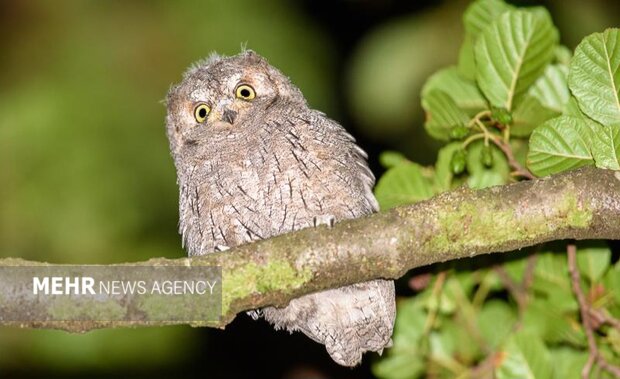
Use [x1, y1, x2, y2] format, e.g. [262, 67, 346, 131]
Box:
[1, 167, 619, 331]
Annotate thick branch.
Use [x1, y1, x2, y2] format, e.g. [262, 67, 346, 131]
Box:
[1, 167, 619, 331]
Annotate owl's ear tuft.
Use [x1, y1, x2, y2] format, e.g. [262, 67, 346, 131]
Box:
[184, 52, 222, 78]
[242, 50, 265, 64]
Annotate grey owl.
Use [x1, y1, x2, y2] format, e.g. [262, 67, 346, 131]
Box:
[165, 50, 395, 367]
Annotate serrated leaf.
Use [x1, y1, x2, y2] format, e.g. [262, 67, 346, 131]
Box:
[441, 318, 481, 364]
[466, 141, 510, 189]
[496, 331, 552, 379]
[550, 347, 589, 379]
[463, 0, 514, 37]
[422, 67, 488, 116]
[512, 94, 560, 137]
[522, 299, 583, 346]
[569, 28, 620, 127]
[478, 300, 517, 349]
[475, 10, 559, 110]
[394, 298, 427, 345]
[603, 261, 620, 306]
[533, 251, 571, 293]
[564, 97, 620, 170]
[530, 65, 570, 112]
[589, 121, 620, 170]
[458, 33, 477, 80]
[373, 298, 427, 379]
[434, 142, 463, 192]
[603, 263, 620, 318]
[422, 90, 471, 141]
[374, 162, 435, 210]
[527, 116, 595, 176]
[608, 328, 620, 356]
[564, 96, 584, 117]
[576, 243, 612, 283]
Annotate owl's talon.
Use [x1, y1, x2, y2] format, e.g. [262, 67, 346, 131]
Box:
[247, 309, 263, 320]
[214, 244, 230, 252]
[313, 215, 335, 228]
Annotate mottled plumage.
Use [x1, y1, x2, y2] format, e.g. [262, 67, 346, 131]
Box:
[165, 51, 395, 366]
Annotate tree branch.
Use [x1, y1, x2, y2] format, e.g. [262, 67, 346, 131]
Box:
[1, 167, 619, 331]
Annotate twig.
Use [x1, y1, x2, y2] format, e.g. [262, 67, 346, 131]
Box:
[588, 308, 620, 330]
[458, 352, 499, 379]
[490, 136, 536, 180]
[567, 244, 620, 379]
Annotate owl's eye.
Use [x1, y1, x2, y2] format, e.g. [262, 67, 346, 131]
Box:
[235, 84, 256, 100]
[194, 103, 210, 123]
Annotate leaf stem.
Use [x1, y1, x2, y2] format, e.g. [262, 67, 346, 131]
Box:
[489, 136, 536, 180]
[462, 133, 486, 149]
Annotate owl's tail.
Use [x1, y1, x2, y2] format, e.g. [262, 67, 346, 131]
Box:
[261, 279, 396, 367]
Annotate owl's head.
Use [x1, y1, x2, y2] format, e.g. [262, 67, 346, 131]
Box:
[165, 50, 305, 157]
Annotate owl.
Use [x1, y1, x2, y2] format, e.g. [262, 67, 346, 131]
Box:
[165, 50, 395, 367]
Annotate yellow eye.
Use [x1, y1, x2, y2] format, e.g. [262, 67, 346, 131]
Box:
[235, 84, 256, 100]
[194, 103, 210, 123]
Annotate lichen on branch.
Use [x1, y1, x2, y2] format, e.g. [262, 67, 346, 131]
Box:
[1, 167, 619, 331]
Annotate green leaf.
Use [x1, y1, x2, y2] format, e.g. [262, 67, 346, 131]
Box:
[565, 97, 620, 170]
[421, 66, 488, 116]
[466, 141, 510, 189]
[603, 261, 620, 305]
[522, 299, 583, 346]
[373, 352, 425, 379]
[422, 90, 471, 141]
[458, 33, 477, 80]
[550, 347, 589, 379]
[460, 0, 515, 81]
[463, 0, 514, 37]
[569, 28, 620, 127]
[608, 328, 620, 357]
[374, 162, 435, 210]
[564, 96, 585, 117]
[502, 256, 528, 283]
[512, 94, 560, 137]
[379, 151, 409, 169]
[589, 121, 620, 170]
[478, 300, 517, 349]
[496, 331, 552, 379]
[394, 298, 427, 345]
[576, 243, 612, 283]
[529, 65, 570, 113]
[533, 251, 571, 294]
[441, 318, 481, 364]
[373, 298, 427, 379]
[475, 10, 559, 111]
[527, 116, 595, 176]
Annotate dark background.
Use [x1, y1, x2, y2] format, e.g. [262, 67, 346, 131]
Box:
[1, 0, 618, 378]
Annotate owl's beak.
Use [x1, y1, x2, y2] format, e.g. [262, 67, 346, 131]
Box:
[221, 109, 237, 124]
[211, 107, 237, 125]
